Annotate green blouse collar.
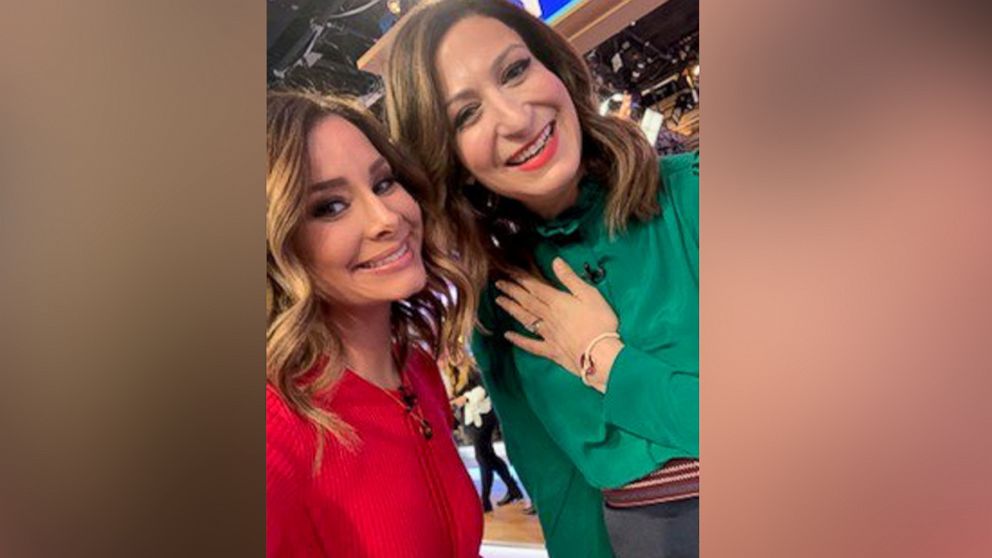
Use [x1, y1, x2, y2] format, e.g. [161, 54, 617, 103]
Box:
[534, 176, 605, 239]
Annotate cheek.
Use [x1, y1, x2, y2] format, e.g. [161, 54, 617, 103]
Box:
[300, 222, 357, 278]
[456, 130, 494, 176]
[394, 188, 423, 230]
[551, 85, 582, 159]
[531, 64, 570, 104]
[553, 83, 579, 127]
[566, 98, 581, 135]
[537, 72, 579, 127]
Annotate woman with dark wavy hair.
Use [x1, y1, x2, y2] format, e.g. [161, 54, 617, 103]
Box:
[265, 89, 482, 557]
[386, 1, 700, 557]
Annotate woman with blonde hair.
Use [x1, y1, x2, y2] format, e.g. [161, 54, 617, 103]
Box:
[442, 349, 524, 513]
[265, 89, 482, 557]
[385, 1, 699, 556]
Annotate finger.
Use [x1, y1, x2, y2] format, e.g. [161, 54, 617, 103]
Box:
[511, 273, 563, 303]
[496, 279, 549, 312]
[494, 295, 542, 329]
[551, 257, 593, 297]
[504, 331, 555, 360]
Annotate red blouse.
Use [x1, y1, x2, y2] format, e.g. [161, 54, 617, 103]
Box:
[266, 350, 484, 557]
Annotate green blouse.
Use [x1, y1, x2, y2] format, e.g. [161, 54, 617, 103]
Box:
[472, 152, 699, 557]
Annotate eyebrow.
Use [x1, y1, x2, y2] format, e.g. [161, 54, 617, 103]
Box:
[309, 157, 391, 193]
[444, 43, 528, 110]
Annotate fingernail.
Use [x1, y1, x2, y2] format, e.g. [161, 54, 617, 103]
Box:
[553, 257, 564, 269]
[495, 296, 506, 306]
[495, 280, 507, 290]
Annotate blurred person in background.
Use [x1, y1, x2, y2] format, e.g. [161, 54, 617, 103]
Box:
[443, 349, 524, 513]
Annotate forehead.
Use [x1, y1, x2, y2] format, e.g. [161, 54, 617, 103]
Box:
[306, 115, 381, 183]
[435, 15, 527, 92]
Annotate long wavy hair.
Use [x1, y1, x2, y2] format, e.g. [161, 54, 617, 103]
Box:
[384, 0, 660, 335]
[267, 89, 474, 460]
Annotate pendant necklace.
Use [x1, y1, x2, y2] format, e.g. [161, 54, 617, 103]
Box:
[353, 359, 434, 441]
[381, 383, 434, 441]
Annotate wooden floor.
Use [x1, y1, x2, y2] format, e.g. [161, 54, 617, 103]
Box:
[483, 501, 545, 546]
[457, 441, 545, 546]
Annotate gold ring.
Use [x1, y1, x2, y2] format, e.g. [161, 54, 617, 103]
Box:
[528, 318, 543, 333]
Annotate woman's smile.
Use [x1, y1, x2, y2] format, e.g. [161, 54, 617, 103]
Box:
[354, 235, 416, 273]
[505, 118, 558, 171]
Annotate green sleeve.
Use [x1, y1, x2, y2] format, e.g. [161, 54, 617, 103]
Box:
[598, 152, 700, 455]
[661, 150, 699, 246]
[473, 292, 614, 558]
[601, 346, 699, 456]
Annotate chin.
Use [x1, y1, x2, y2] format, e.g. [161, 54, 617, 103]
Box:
[397, 263, 428, 299]
[529, 165, 582, 202]
[408, 271, 428, 296]
[509, 149, 582, 201]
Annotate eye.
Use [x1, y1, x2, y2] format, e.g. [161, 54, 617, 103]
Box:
[502, 57, 531, 84]
[372, 176, 399, 195]
[311, 198, 348, 219]
[453, 104, 480, 130]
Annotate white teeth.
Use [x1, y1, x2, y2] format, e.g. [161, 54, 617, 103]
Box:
[359, 243, 408, 269]
[508, 123, 553, 165]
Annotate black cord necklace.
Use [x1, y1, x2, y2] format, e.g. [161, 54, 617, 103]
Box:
[378, 383, 433, 440]
[350, 351, 434, 441]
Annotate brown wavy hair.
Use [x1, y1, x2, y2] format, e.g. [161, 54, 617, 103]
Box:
[384, 0, 660, 333]
[267, 89, 474, 460]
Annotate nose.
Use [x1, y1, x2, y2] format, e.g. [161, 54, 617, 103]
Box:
[491, 91, 532, 138]
[363, 193, 401, 240]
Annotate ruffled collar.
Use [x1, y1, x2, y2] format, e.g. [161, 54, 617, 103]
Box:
[533, 176, 605, 239]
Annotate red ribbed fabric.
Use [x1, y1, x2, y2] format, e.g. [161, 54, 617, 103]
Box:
[266, 350, 483, 557]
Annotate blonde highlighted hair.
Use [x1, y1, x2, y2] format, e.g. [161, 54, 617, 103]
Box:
[267, 89, 474, 460]
[384, 0, 660, 334]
